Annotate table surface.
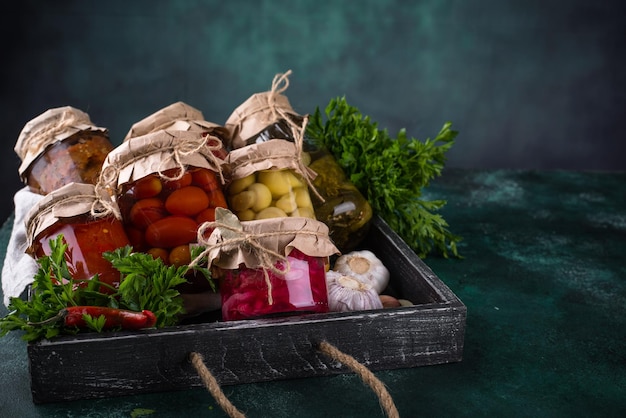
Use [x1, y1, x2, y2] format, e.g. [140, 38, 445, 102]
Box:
[1, 169, 625, 418]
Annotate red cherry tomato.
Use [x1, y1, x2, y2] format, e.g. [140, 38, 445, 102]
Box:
[129, 198, 167, 230]
[145, 216, 198, 248]
[165, 186, 210, 216]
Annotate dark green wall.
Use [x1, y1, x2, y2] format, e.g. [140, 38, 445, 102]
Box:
[1, 0, 625, 220]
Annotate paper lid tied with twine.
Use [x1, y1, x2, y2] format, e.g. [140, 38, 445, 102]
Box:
[24, 182, 120, 255]
[99, 129, 226, 193]
[195, 208, 340, 271]
[225, 70, 301, 149]
[124, 101, 229, 142]
[15, 106, 108, 178]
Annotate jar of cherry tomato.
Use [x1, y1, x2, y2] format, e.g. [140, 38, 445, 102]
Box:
[198, 209, 339, 320]
[99, 129, 228, 292]
[24, 182, 130, 292]
[124, 101, 230, 156]
[15, 106, 114, 195]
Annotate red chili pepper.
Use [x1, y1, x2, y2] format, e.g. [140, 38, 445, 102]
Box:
[63, 306, 157, 330]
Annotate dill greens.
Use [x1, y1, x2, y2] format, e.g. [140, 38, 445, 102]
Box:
[306, 97, 461, 258]
[0, 235, 213, 341]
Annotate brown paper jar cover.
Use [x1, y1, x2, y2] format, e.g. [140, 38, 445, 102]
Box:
[24, 182, 129, 291]
[15, 106, 113, 194]
[124, 101, 230, 145]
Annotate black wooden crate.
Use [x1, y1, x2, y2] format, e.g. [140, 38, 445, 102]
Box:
[27, 216, 466, 404]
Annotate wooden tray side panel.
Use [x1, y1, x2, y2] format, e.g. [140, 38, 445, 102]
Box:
[29, 304, 465, 403]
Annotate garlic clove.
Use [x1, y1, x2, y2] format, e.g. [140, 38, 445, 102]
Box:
[326, 270, 383, 312]
[334, 250, 390, 294]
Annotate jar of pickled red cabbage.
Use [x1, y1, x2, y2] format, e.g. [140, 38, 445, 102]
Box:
[24, 182, 130, 292]
[197, 209, 339, 320]
[99, 129, 228, 293]
[15, 106, 114, 195]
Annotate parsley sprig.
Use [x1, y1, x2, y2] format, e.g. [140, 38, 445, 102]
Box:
[0, 236, 213, 341]
[307, 97, 461, 258]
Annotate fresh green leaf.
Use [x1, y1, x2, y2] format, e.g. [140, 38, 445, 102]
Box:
[307, 97, 462, 258]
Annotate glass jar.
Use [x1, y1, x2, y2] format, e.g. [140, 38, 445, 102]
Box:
[199, 210, 339, 321]
[24, 183, 130, 293]
[232, 111, 373, 252]
[225, 140, 317, 221]
[100, 129, 228, 293]
[220, 248, 329, 320]
[15, 106, 114, 195]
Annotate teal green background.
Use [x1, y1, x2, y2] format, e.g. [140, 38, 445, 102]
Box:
[1, 0, 625, 220]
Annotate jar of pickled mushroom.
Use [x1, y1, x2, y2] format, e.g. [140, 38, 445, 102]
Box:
[15, 106, 114, 195]
[24, 182, 130, 293]
[99, 129, 228, 293]
[124, 101, 230, 158]
[197, 208, 339, 320]
[225, 139, 318, 221]
[224, 71, 373, 252]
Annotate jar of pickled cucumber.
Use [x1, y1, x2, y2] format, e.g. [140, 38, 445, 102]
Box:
[197, 208, 339, 320]
[124, 101, 230, 159]
[225, 139, 317, 221]
[15, 106, 114, 195]
[224, 77, 373, 252]
[24, 182, 130, 293]
[99, 129, 228, 293]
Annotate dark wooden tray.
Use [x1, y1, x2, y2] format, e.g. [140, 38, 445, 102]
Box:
[27, 216, 466, 404]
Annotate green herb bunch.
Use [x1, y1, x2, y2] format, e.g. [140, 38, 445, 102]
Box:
[307, 97, 461, 258]
[0, 236, 212, 341]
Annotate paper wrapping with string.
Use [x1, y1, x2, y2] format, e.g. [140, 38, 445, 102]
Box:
[14, 106, 108, 181]
[100, 129, 226, 192]
[195, 208, 340, 272]
[225, 70, 301, 149]
[124, 101, 230, 143]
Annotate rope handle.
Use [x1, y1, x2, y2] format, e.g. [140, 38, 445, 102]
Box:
[189, 341, 400, 418]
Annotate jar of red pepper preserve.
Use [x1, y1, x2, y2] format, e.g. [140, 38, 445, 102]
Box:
[24, 182, 131, 292]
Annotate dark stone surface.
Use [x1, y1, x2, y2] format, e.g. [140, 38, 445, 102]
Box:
[1, 169, 625, 417]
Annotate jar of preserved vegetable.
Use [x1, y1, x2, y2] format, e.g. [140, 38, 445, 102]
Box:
[197, 208, 339, 320]
[99, 129, 228, 293]
[24, 182, 130, 293]
[15, 106, 114, 195]
[224, 71, 373, 252]
[225, 139, 318, 221]
[124, 101, 230, 159]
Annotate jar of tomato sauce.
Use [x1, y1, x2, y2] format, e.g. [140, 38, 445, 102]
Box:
[24, 182, 130, 292]
[15, 106, 114, 195]
[124, 101, 230, 157]
[99, 129, 228, 292]
[198, 209, 339, 320]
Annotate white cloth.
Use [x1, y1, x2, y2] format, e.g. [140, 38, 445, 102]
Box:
[2, 187, 43, 307]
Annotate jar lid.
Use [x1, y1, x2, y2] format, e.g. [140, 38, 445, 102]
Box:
[100, 129, 225, 192]
[198, 208, 340, 270]
[24, 182, 118, 254]
[15, 106, 108, 178]
[124, 101, 229, 141]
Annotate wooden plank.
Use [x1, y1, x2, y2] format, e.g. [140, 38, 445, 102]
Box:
[27, 216, 467, 404]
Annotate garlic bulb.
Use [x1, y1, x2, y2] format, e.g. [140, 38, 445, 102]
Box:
[333, 250, 390, 294]
[326, 270, 384, 312]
